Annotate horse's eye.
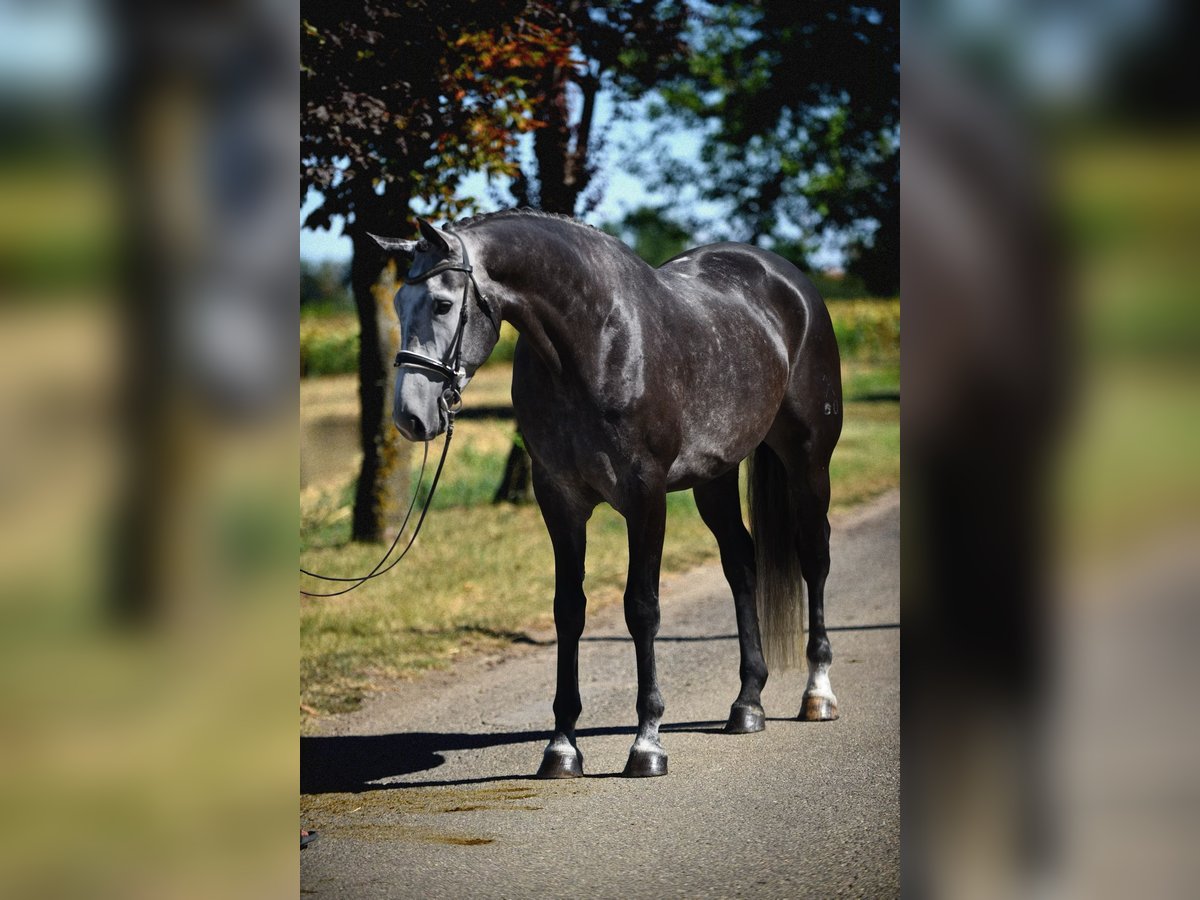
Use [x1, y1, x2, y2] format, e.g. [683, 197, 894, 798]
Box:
[434, 298, 453, 315]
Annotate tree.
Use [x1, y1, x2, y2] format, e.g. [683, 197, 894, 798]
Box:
[300, 260, 351, 309]
[491, 0, 688, 503]
[301, 1, 571, 540]
[658, 0, 899, 293]
[602, 205, 692, 266]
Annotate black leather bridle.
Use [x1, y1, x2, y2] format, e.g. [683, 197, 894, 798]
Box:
[300, 230, 499, 598]
[394, 229, 499, 417]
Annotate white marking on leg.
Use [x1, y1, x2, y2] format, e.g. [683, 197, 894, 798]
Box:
[805, 659, 838, 702]
[631, 736, 663, 754]
[546, 735, 578, 758]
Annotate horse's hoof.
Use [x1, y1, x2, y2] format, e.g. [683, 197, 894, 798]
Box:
[798, 694, 839, 721]
[535, 744, 583, 779]
[622, 743, 668, 777]
[724, 703, 766, 734]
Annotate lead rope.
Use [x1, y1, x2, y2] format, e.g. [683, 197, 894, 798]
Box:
[299, 411, 456, 598]
[300, 228, 484, 598]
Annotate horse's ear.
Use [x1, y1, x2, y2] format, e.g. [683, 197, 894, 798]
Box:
[417, 218, 451, 257]
[368, 233, 418, 257]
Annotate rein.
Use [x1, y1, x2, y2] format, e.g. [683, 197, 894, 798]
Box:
[300, 230, 496, 598]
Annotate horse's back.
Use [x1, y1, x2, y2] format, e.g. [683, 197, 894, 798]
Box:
[642, 243, 840, 486]
[655, 242, 838, 373]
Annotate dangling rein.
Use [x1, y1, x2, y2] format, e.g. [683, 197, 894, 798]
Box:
[300, 231, 496, 597]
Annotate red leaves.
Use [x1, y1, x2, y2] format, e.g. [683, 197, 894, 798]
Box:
[303, 2, 574, 222]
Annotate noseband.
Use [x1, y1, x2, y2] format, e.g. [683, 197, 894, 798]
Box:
[394, 230, 499, 417]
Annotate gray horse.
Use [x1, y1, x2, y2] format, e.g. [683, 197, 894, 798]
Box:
[373, 210, 842, 777]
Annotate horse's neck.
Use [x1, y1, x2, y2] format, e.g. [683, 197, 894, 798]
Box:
[507, 287, 567, 377]
[478, 224, 622, 378]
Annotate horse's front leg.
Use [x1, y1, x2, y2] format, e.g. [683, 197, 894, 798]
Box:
[621, 479, 669, 777]
[532, 466, 593, 778]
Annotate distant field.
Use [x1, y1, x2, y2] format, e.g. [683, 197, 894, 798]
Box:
[300, 298, 899, 377]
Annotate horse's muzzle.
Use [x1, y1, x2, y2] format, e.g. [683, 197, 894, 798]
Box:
[395, 411, 443, 443]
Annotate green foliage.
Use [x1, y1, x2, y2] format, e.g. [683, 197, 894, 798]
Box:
[0, 160, 117, 300]
[300, 318, 521, 378]
[655, 1, 898, 291]
[300, 318, 359, 377]
[300, 259, 351, 311]
[828, 299, 901, 363]
[807, 270, 870, 300]
[486, 323, 519, 364]
[503, 3, 686, 214]
[842, 362, 900, 400]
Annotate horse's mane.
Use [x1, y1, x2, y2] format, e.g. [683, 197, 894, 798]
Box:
[448, 207, 604, 238]
[447, 206, 648, 271]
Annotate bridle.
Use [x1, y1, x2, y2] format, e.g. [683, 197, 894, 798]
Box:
[300, 229, 499, 598]
[394, 229, 499, 415]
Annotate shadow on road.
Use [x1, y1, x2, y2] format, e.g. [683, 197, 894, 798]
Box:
[302, 721, 728, 793]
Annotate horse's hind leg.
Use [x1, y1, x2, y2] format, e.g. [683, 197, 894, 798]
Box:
[693, 469, 768, 733]
[788, 450, 839, 721]
[531, 465, 594, 778]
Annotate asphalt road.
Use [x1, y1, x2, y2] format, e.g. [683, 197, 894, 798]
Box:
[301, 490, 899, 898]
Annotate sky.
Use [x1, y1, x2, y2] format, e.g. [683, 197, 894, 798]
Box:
[0, 1, 107, 93]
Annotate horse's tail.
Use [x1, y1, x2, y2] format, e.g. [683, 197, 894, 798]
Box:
[748, 443, 804, 670]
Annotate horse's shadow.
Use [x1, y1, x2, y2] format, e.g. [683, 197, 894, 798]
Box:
[301, 721, 726, 793]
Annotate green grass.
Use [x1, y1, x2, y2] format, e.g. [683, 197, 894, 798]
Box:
[829, 401, 902, 507]
[301, 488, 721, 716]
[842, 360, 900, 400]
[1052, 133, 1200, 560]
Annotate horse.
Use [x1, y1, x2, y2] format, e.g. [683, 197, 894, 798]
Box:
[371, 209, 843, 778]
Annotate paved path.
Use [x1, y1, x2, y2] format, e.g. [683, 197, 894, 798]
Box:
[301, 491, 900, 898]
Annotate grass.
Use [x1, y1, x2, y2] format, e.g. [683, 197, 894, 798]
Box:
[301, 492, 720, 716]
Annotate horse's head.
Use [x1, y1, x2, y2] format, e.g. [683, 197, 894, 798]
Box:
[371, 220, 500, 441]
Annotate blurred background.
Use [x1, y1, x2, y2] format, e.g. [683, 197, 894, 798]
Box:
[0, 0, 298, 896]
[902, 0, 1200, 897]
[0, 0, 1196, 896]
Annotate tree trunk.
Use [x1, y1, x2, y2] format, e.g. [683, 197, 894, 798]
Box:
[494, 435, 533, 504]
[349, 230, 410, 542]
